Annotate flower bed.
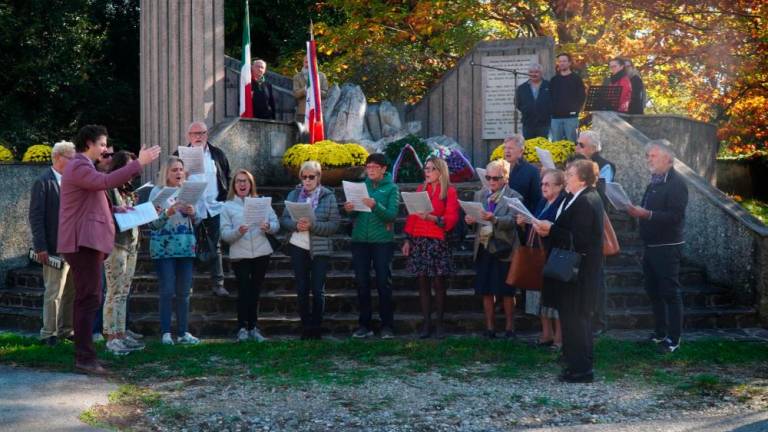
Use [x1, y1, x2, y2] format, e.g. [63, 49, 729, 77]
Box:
[490, 137, 575, 167]
[22, 144, 52, 163]
[282, 140, 368, 185]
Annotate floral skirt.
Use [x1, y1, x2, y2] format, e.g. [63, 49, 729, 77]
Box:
[406, 236, 454, 277]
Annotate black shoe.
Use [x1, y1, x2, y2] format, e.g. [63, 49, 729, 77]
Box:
[503, 330, 517, 340]
[300, 328, 310, 340]
[40, 336, 58, 346]
[484, 330, 496, 339]
[537, 340, 554, 347]
[418, 323, 431, 339]
[558, 370, 594, 383]
[657, 338, 680, 353]
[434, 324, 445, 340]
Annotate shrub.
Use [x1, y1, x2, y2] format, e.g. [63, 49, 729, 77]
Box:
[22, 144, 53, 163]
[0, 145, 14, 163]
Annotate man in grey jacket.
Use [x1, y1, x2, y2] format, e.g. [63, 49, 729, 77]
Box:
[29, 141, 76, 346]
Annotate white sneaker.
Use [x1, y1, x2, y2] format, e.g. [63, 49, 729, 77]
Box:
[92, 333, 104, 343]
[122, 336, 145, 350]
[161, 332, 174, 345]
[237, 328, 249, 342]
[177, 332, 200, 345]
[249, 327, 267, 342]
[106, 339, 133, 355]
[125, 329, 144, 340]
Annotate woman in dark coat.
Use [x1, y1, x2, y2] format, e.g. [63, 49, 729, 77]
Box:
[533, 160, 604, 383]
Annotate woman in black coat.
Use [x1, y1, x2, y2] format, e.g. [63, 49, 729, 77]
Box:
[533, 159, 604, 383]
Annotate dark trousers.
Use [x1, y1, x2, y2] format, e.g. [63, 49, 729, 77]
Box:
[592, 265, 607, 330]
[232, 256, 270, 330]
[92, 268, 106, 334]
[63, 247, 106, 364]
[643, 245, 683, 343]
[201, 214, 224, 288]
[559, 299, 594, 374]
[522, 124, 550, 140]
[351, 242, 394, 329]
[287, 245, 329, 329]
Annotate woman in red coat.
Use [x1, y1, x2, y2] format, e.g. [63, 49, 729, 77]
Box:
[607, 57, 633, 113]
[58, 125, 160, 375]
[402, 156, 459, 338]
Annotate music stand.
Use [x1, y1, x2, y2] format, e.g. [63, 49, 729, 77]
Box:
[585, 85, 622, 112]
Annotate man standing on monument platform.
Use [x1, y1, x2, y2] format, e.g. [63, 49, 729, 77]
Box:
[550, 53, 586, 143]
[515, 63, 552, 140]
[293, 56, 328, 124]
[251, 59, 276, 120]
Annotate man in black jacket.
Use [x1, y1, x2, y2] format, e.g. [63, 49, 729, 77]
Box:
[550, 53, 586, 142]
[175, 121, 232, 296]
[251, 59, 276, 120]
[515, 63, 552, 139]
[627, 140, 688, 353]
[29, 141, 76, 346]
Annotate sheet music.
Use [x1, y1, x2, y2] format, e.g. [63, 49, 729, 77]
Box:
[151, 187, 178, 209]
[535, 147, 556, 169]
[401, 191, 434, 215]
[605, 182, 632, 211]
[285, 201, 316, 223]
[459, 200, 491, 226]
[244, 197, 272, 226]
[134, 181, 154, 192]
[28, 249, 64, 270]
[114, 202, 159, 232]
[178, 146, 204, 175]
[505, 197, 536, 222]
[476, 168, 490, 189]
[342, 181, 371, 212]
[175, 181, 207, 206]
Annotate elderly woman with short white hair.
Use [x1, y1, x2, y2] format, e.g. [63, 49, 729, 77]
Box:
[280, 160, 340, 340]
[465, 159, 524, 339]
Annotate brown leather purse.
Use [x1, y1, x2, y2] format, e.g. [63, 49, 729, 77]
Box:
[603, 211, 620, 256]
[506, 230, 546, 290]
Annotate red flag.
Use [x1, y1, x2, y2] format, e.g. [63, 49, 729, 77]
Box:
[305, 23, 324, 143]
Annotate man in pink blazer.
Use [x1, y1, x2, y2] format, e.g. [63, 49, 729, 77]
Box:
[58, 124, 160, 375]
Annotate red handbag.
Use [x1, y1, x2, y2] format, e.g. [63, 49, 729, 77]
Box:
[506, 230, 546, 290]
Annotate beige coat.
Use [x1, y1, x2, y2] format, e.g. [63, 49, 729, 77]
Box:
[471, 186, 523, 262]
[293, 70, 329, 116]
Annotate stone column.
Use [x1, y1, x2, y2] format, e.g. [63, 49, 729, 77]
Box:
[140, 0, 226, 181]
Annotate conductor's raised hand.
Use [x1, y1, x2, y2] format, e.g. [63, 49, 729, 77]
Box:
[138, 145, 162, 166]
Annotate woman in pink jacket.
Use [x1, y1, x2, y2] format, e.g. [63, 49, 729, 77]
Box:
[58, 125, 159, 375]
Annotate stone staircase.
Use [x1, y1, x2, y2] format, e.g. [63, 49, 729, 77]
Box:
[0, 183, 759, 336]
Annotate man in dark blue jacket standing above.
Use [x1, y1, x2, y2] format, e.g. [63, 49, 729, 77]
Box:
[515, 63, 552, 140]
[627, 139, 688, 354]
[503, 134, 542, 211]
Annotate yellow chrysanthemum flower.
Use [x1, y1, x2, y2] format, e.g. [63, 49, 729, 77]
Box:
[22, 144, 53, 163]
[282, 140, 369, 170]
[0, 145, 14, 163]
[490, 138, 575, 166]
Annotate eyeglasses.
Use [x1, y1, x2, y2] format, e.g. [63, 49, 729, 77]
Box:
[423, 167, 436, 172]
[101, 152, 114, 159]
[301, 174, 317, 180]
[485, 175, 504, 182]
[235, 179, 250, 184]
[365, 164, 384, 170]
[189, 131, 208, 137]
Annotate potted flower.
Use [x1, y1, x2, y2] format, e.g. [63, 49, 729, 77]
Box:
[490, 137, 575, 167]
[22, 144, 53, 163]
[282, 140, 369, 185]
[0, 144, 14, 163]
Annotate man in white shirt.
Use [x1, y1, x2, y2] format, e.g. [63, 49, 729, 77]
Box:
[175, 121, 232, 296]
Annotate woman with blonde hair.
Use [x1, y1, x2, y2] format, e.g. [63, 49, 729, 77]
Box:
[280, 161, 340, 339]
[148, 156, 201, 345]
[465, 159, 523, 338]
[402, 156, 459, 338]
[220, 169, 279, 342]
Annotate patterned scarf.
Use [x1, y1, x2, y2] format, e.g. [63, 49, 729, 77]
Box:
[298, 186, 321, 210]
[485, 185, 507, 212]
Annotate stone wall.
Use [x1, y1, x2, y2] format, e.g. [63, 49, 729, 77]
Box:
[0, 164, 49, 288]
[618, 114, 718, 184]
[593, 112, 768, 323]
[209, 117, 300, 186]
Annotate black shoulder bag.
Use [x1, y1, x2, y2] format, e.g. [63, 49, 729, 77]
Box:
[542, 232, 582, 283]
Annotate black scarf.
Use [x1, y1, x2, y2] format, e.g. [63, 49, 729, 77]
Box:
[610, 69, 627, 83]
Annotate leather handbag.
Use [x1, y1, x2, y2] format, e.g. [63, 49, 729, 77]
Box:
[602, 211, 620, 256]
[542, 234, 582, 283]
[195, 222, 215, 265]
[506, 230, 546, 290]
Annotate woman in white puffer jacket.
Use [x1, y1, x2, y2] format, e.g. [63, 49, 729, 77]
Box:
[220, 169, 280, 342]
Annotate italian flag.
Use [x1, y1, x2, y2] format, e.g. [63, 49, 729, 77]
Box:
[305, 23, 324, 143]
[239, 0, 253, 118]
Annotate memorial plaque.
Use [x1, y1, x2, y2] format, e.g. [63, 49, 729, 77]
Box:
[482, 55, 537, 140]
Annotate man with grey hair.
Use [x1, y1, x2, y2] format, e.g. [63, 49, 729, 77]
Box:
[627, 139, 688, 353]
[174, 121, 232, 296]
[515, 62, 552, 139]
[251, 59, 276, 120]
[29, 140, 76, 345]
[503, 134, 542, 211]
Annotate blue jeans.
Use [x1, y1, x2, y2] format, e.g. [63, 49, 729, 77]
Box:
[155, 257, 194, 334]
[351, 242, 394, 329]
[550, 117, 579, 142]
[287, 245, 329, 329]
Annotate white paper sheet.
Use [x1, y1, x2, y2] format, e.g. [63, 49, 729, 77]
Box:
[175, 181, 207, 206]
[505, 197, 536, 222]
[605, 182, 632, 211]
[458, 200, 491, 226]
[28, 249, 64, 270]
[151, 187, 178, 209]
[342, 181, 371, 212]
[535, 147, 556, 169]
[401, 191, 434, 215]
[134, 181, 154, 192]
[114, 202, 159, 232]
[285, 201, 316, 223]
[476, 167, 490, 190]
[178, 146, 205, 175]
[244, 197, 272, 226]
